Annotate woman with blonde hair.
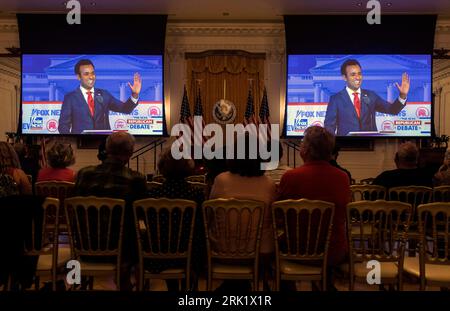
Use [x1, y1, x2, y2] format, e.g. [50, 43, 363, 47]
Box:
[0, 141, 32, 195]
[37, 142, 76, 182]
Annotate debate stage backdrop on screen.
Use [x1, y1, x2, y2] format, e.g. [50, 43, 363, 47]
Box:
[285, 54, 432, 137]
[21, 54, 164, 135]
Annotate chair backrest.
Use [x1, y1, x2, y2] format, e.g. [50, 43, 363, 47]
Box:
[24, 197, 61, 256]
[433, 186, 450, 203]
[417, 203, 450, 265]
[187, 181, 208, 198]
[202, 199, 265, 259]
[133, 198, 197, 260]
[146, 181, 162, 192]
[388, 186, 433, 221]
[152, 175, 166, 183]
[272, 199, 335, 261]
[186, 175, 206, 183]
[347, 200, 411, 262]
[35, 181, 75, 203]
[360, 178, 375, 185]
[64, 196, 125, 258]
[350, 185, 387, 202]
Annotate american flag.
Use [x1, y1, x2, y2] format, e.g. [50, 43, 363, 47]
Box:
[243, 87, 258, 137]
[258, 87, 271, 141]
[179, 86, 194, 154]
[193, 87, 207, 145]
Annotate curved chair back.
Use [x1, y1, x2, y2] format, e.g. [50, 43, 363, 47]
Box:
[152, 175, 165, 183]
[187, 181, 208, 198]
[350, 185, 386, 202]
[146, 181, 162, 192]
[433, 186, 450, 203]
[133, 198, 197, 290]
[202, 199, 265, 290]
[271, 199, 334, 290]
[186, 175, 206, 183]
[346, 200, 411, 290]
[64, 196, 125, 289]
[417, 202, 450, 289]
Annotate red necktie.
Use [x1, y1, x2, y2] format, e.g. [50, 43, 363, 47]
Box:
[353, 92, 361, 119]
[87, 91, 95, 117]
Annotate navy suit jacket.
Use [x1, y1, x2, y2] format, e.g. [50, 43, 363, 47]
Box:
[58, 88, 138, 134]
[324, 89, 406, 136]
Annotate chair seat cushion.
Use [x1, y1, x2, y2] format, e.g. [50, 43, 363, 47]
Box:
[404, 257, 450, 283]
[36, 246, 71, 271]
[212, 263, 253, 274]
[341, 261, 398, 279]
[279, 260, 322, 275]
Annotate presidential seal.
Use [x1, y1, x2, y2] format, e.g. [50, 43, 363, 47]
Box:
[213, 99, 236, 124]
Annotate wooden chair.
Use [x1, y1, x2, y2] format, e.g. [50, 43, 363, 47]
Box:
[403, 203, 450, 290]
[146, 181, 163, 192]
[64, 196, 125, 290]
[360, 178, 375, 185]
[202, 199, 265, 291]
[350, 185, 387, 202]
[271, 199, 335, 291]
[152, 175, 166, 183]
[186, 175, 206, 183]
[24, 197, 72, 291]
[35, 181, 75, 234]
[187, 181, 209, 199]
[345, 200, 411, 290]
[133, 198, 197, 291]
[433, 186, 450, 202]
[388, 186, 433, 255]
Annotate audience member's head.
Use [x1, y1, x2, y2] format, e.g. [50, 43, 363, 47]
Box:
[106, 132, 135, 164]
[13, 142, 27, 159]
[158, 148, 194, 179]
[300, 126, 335, 162]
[394, 142, 418, 169]
[97, 140, 107, 162]
[332, 144, 342, 161]
[0, 142, 21, 173]
[47, 143, 75, 168]
[444, 149, 450, 167]
[227, 133, 264, 177]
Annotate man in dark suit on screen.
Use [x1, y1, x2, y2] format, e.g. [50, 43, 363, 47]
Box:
[58, 59, 142, 134]
[324, 59, 410, 136]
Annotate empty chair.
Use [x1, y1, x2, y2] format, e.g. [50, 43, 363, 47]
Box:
[64, 196, 125, 290]
[271, 199, 335, 291]
[133, 198, 197, 291]
[350, 185, 387, 202]
[202, 199, 265, 291]
[345, 200, 411, 290]
[24, 197, 71, 291]
[35, 181, 75, 233]
[388, 186, 433, 255]
[433, 186, 450, 203]
[404, 202, 450, 290]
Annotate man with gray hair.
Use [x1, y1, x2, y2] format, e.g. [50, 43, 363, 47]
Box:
[373, 141, 433, 189]
[75, 132, 147, 290]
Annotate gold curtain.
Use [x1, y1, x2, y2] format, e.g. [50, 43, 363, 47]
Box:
[186, 50, 265, 125]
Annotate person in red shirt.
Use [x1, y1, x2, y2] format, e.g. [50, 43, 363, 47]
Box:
[278, 126, 350, 290]
[37, 143, 76, 182]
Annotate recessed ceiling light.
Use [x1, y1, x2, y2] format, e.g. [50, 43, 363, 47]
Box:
[386, 2, 392, 6]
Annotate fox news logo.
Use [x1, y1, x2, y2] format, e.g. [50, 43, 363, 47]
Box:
[30, 117, 43, 130]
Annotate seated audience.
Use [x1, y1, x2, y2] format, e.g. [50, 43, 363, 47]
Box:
[14, 142, 40, 185]
[0, 142, 32, 196]
[372, 142, 433, 189]
[147, 149, 205, 290]
[209, 134, 276, 291]
[37, 143, 76, 182]
[329, 145, 352, 183]
[265, 142, 292, 181]
[74, 132, 147, 290]
[278, 126, 350, 290]
[433, 149, 450, 186]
